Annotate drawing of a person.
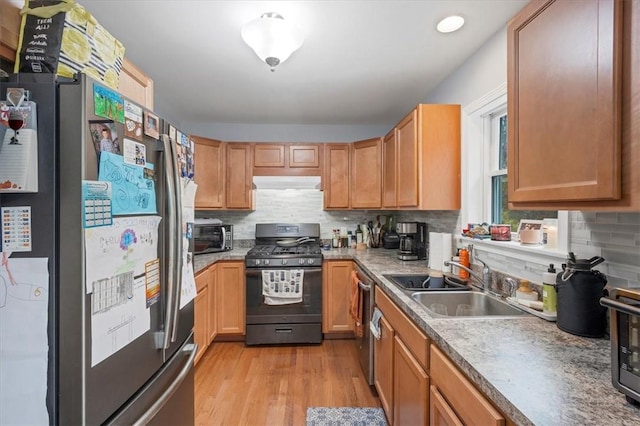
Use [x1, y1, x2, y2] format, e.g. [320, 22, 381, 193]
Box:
[99, 128, 115, 153]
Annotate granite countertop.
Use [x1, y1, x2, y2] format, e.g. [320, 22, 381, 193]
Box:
[194, 246, 640, 425]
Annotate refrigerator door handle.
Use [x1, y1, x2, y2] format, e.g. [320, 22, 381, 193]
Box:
[168, 136, 184, 343]
[132, 343, 197, 426]
[161, 134, 178, 350]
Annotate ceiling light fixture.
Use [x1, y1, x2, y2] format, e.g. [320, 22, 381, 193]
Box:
[436, 15, 465, 33]
[241, 12, 304, 72]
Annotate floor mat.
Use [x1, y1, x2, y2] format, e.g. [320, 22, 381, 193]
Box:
[306, 407, 387, 426]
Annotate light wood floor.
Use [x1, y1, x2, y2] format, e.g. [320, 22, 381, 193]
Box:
[195, 339, 381, 425]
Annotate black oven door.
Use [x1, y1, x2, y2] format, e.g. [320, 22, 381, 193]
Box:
[193, 225, 226, 254]
[245, 267, 322, 324]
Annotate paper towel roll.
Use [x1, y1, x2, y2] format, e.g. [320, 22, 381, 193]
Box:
[441, 233, 452, 273]
[429, 232, 442, 271]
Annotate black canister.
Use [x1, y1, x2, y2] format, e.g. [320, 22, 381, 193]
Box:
[556, 253, 608, 338]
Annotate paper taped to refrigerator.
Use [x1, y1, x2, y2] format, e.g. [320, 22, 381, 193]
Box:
[98, 151, 157, 215]
[84, 216, 160, 366]
[84, 216, 161, 294]
[0, 254, 49, 425]
[90, 273, 150, 367]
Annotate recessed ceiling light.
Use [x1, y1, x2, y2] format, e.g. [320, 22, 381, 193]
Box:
[437, 15, 465, 33]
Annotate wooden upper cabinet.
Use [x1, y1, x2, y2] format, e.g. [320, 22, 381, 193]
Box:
[351, 137, 382, 209]
[507, 0, 623, 204]
[382, 129, 397, 209]
[225, 143, 254, 210]
[416, 104, 461, 210]
[192, 136, 225, 210]
[396, 109, 419, 207]
[254, 144, 286, 168]
[253, 143, 322, 176]
[381, 105, 460, 210]
[508, 0, 639, 211]
[290, 144, 320, 168]
[118, 58, 154, 109]
[323, 143, 350, 209]
[1, 1, 20, 63]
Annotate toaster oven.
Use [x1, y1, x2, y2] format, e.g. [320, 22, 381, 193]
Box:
[193, 223, 233, 254]
[601, 288, 640, 406]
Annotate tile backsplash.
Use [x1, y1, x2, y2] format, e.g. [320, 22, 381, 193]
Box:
[195, 189, 640, 289]
[569, 212, 640, 289]
[195, 189, 461, 240]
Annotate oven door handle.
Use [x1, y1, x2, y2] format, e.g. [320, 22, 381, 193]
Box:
[246, 267, 323, 277]
[600, 297, 640, 316]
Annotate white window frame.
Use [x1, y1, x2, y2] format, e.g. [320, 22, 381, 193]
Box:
[487, 107, 508, 224]
[460, 83, 568, 263]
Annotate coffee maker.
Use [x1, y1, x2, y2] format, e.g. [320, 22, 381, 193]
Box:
[396, 222, 428, 261]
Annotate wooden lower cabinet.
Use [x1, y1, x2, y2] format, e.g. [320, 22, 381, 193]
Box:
[208, 263, 218, 343]
[322, 260, 354, 334]
[374, 315, 394, 423]
[393, 336, 429, 426]
[194, 268, 211, 365]
[215, 261, 246, 335]
[430, 385, 463, 426]
[374, 287, 510, 426]
[375, 287, 429, 425]
[430, 345, 505, 426]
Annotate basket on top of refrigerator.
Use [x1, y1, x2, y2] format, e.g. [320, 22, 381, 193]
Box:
[14, 0, 125, 90]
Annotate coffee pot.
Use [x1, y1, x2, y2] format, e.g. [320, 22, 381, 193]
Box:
[395, 222, 427, 261]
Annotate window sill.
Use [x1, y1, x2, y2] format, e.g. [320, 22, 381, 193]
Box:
[456, 236, 567, 265]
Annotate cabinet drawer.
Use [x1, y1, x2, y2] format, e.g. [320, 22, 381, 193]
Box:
[195, 268, 210, 293]
[430, 345, 505, 426]
[375, 287, 429, 369]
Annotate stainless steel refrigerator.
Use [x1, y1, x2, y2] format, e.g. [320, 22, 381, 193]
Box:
[0, 73, 195, 425]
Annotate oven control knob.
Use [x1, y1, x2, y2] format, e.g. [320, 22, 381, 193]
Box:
[298, 259, 305, 265]
[307, 259, 314, 265]
[255, 259, 261, 266]
[264, 259, 270, 265]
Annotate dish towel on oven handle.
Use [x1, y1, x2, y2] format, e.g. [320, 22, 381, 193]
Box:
[349, 270, 363, 337]
[262, 269, 304, 305]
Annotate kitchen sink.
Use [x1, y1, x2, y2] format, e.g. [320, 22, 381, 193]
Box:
[383, 274, 470, 292]
[410, 291, 528, 318]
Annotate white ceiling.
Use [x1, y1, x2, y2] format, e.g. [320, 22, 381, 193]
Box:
[79, 0, 528, 127]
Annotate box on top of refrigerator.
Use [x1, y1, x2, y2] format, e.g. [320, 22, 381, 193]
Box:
[14, 0, 125, 89]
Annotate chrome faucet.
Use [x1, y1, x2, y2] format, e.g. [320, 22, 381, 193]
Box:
[444, 248, 493, 294]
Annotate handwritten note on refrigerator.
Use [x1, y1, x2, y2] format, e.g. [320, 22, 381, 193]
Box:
[0, 254, 49, 425]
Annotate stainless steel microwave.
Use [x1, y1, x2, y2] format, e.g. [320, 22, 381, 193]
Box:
[193, 223, 233, 254]
[601, 288, 640, 406]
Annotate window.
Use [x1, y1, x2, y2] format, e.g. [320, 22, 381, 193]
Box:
[486, 109, 557, 231]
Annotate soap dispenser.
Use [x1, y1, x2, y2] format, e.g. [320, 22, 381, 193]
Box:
[516, 279, 538, 301]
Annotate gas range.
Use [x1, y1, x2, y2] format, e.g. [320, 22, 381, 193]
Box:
[245, 223, 323, 268]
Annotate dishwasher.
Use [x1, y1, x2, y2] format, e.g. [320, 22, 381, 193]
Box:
[354, 265, 375, 387]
